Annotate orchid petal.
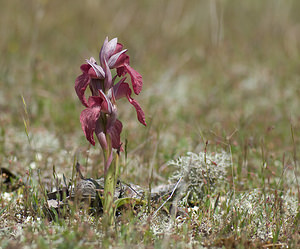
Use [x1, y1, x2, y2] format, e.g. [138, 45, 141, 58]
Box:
[115, 53, 130, 73]
[108, 49, 128, 68]
[75, 71, 90, 107]
[86, 58, 105, 78]
[114, 43, 124, 53]
[80, 64, 90, 73]
[108, 119, 123, 150]
[99, 37, 117, 66]
[105, 38, 118, 58]
[89, 78, 103, 96]
[103, 59, 113, 91]
[127, 98, 146, 126]
[87, 67, 97, 78]
[87, 95, 103, 108]
[98, 89, 113, 114]
[116, 66, 126, 77]
[114, 82, 146, 126]
[88, 57, 97, 64]
[99, 37, 108, 66]
[93, 64, 105, 78]
[110, 88, 116, 104]
[112, 77, 127, 99]
[124, 64, 143, 95]
[80, 105, 101, 146]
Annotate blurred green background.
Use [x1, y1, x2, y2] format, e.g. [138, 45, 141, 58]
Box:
[1, 0, 300, 174]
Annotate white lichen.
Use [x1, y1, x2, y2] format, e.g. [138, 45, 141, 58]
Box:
[168, 151, 231, 203]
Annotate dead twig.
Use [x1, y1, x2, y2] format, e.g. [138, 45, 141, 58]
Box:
[152, 176, 183, 218]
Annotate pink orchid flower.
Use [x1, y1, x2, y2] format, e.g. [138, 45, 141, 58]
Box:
[100, 37, 143, 95]
[75, 37, 146, 165]
[79, 77, 146, 151]
[79, 90, 123, 172]
[75, 57, 112, 107]
[79, 90, 120, 147]
[75, 37, 143, 105]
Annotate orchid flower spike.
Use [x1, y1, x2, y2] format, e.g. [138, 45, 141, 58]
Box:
[75, 37, 146, 171]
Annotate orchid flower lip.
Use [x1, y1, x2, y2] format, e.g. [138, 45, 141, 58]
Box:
[113, 77, 127, 97]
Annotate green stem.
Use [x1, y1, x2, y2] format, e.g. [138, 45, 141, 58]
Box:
[103, 136, 119, 227]
[103, 158, 116, 227]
